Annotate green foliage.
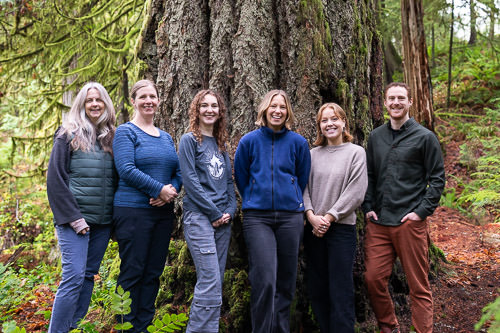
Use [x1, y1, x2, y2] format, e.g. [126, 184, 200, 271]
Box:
[0, 0, 146, 182]
[1, 321, 27, 333]
[440, 187, 457, 209]
[112, 286, 134, 331]
[146, 313, 188, 333]
[454, 105, 500, 223]
[475, 293, 500, 332]
[0, 262, 56, 323]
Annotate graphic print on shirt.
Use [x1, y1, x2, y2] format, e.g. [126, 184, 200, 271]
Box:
[206, 150, 224, 180]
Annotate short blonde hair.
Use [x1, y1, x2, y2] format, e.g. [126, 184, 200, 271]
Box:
[255, 90, 296, 130]
[313, 103, 353, 146]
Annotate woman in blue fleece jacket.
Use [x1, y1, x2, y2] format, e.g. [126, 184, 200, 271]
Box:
[234, 89, 311, 333]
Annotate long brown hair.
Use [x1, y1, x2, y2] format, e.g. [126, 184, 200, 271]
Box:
[188, 90, 228, 151]
[313, 103, 353, 146]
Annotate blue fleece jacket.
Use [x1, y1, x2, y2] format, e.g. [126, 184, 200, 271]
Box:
[234, 126, 311, 212]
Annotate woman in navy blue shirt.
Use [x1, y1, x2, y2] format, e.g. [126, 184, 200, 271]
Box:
[113, 80, 181, 332]
[234, 90, 311, 333]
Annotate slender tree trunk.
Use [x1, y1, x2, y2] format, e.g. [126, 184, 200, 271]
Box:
[431, 23, 436, 68]
[469, 0, 477, 45]
[384, 40, 403, 84]
[138, 0, 386, 330]
[490, 3, 496, 40]
[400, 0, 435, 131]
[447, 0, 454, 110]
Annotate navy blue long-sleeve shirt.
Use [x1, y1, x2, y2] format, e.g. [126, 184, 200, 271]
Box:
[113, 122, 182, 208]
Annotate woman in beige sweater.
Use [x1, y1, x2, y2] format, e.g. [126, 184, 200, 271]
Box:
[303, 103, 368, 332]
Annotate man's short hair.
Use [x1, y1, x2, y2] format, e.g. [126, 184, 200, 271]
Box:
[384, 82, 411, 99]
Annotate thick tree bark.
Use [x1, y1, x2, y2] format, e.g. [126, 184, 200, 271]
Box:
[139, 0, 385, 330]
[400, 0, 435, 131]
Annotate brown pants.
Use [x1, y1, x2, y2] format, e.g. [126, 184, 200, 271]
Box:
[364, 219, 433, 333]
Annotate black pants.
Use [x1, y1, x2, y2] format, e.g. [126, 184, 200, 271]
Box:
[304, 223, 357, 333]
[243, 210, 304, 333]
[113, 206, 174, 333]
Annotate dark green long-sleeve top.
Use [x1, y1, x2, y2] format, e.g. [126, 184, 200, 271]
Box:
[362, 118, 445, 226]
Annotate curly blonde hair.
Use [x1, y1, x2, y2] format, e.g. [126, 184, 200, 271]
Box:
[188, 90, 228, 151]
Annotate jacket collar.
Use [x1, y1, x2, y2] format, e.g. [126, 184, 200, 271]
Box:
[259, 126, 288, 137]
[386, 117, 417, 132]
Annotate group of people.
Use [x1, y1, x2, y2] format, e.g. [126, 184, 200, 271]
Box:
[46, 79, 445, 333]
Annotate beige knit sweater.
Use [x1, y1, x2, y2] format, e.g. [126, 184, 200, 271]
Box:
[303, 143, 368, 225]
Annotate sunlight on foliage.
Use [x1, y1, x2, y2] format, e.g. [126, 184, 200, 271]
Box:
[475, 293, 500, 332]
[0, 0, 147, 181]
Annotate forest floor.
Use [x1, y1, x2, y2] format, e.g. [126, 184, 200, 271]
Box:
[425, 137, 500, 333]
[4, 130, 500, 333]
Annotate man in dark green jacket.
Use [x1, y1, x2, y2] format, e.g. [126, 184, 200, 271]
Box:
[362, 82, 445, 333]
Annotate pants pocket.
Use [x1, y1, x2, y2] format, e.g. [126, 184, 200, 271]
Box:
[188, 298, 222, 333]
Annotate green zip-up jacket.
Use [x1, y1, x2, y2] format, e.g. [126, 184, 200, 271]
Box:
[362, 118, 445, 226]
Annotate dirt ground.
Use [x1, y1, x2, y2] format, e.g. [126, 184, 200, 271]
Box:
[429, 206, 499, 332]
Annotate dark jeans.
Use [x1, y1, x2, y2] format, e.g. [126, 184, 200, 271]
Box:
[243, 210, 304, 333]
[113, 206, 174, 333]
[304, 223, 357, 333]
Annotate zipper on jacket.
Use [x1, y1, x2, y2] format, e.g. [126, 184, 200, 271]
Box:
[249, 178, 255, 202]
[292, 176, 300, 203]
[271, 134, 275, 210]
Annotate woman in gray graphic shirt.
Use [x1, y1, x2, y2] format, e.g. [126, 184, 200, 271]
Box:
[178, 90, 237, 333]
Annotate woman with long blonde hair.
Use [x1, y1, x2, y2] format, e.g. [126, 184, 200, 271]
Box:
[47, 82, 116, 332]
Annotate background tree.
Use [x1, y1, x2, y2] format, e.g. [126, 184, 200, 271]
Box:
[469, 0, 478, 44]
[0, 0, 145, 179]
[401, 0, 435, 130]
[137, 0, 387, 330]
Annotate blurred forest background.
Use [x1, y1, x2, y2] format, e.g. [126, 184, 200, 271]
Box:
[0, 0, 499, 332]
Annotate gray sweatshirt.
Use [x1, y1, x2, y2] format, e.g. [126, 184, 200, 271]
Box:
[303, 143, 368, 225]
[178, 132, 237, 222]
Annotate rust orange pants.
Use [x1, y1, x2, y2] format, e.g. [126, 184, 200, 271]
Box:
[364, 219, 433, 333]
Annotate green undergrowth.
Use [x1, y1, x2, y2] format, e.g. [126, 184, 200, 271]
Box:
[436, 101, 500, 224]
[433, 41, 500, 224]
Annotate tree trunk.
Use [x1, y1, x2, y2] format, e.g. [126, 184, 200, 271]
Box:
[489, 2, 496, 40]
[469, 0, 477, 45]
[431, 23, 435, 68]
[447, 0, 454, 110]
[383, 40, 403, 84]
[400, 0, 435, 131]
[138, 0, 386, 331]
